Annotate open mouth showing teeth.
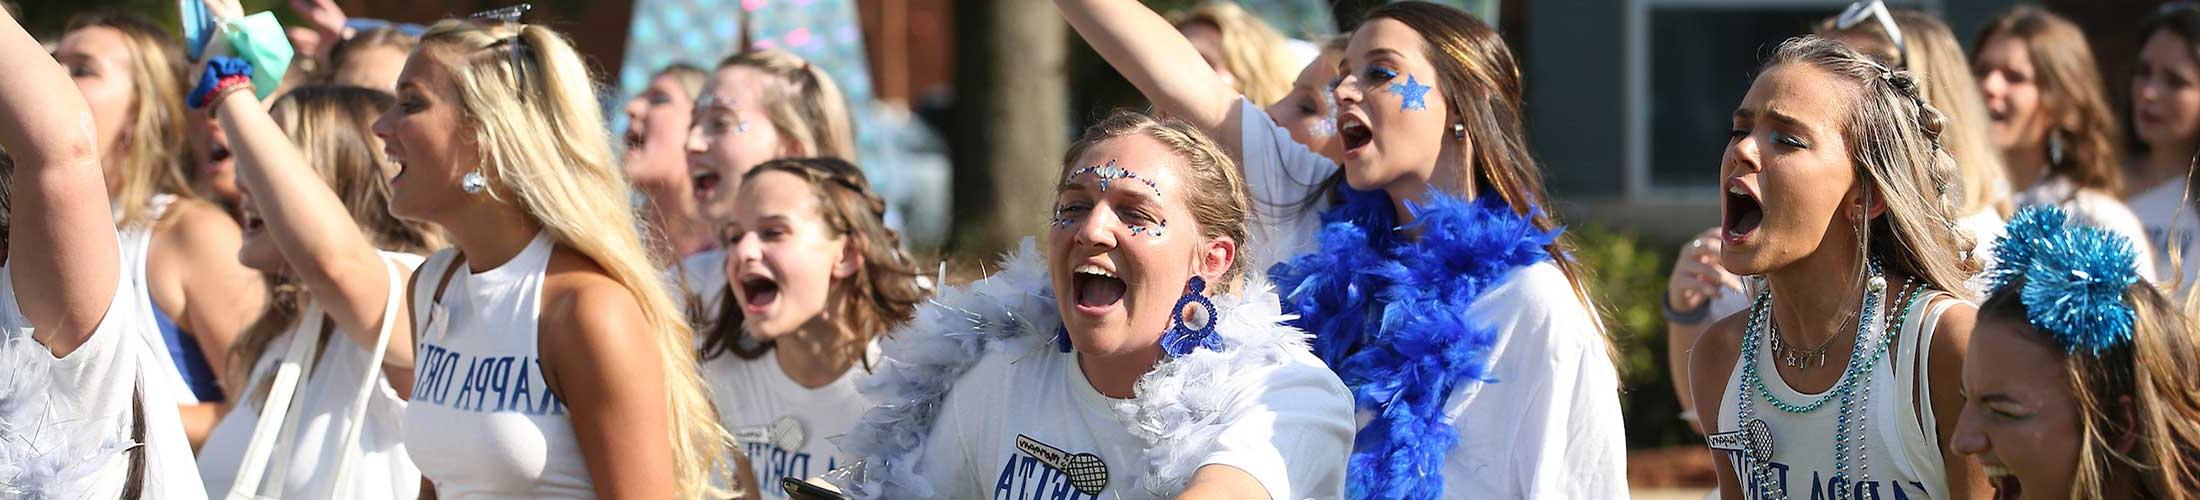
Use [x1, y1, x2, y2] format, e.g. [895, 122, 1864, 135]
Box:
[692, 170, 723, 198]
[1723, 183, 1763, 243]
[1339, 117, 1373, 152]
[1071, 264, 1126, 311]
[208, 145, 233, 165]
[739, 275, 779, 313]
[624, 129, 645, 151]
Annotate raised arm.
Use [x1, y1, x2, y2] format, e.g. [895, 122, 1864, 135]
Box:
[212, 87, 417, 391]
[1056, 0, 1246, 152]
[0, 8, 119, 354]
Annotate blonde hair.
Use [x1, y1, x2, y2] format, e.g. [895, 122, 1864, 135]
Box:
[1057, 110, 1252, 290]
[417, 20, 732, 496]
[1766, 36, 1981, 300]
[715, 49, 857, 162]
[701, 158, 925, 364]
[229, 86, 442, 391]
[656, 63, 708, 102]
[66, 11, 196, 227]
[321, 26, 418, 84]
[1981, 281, 2200, 500]
[1171, 1, 1298, 106]
[1975, 7, 2126, 195]
[1818, 9, 2012, 217]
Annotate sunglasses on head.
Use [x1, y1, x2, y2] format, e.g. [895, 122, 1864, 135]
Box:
[1834, 0, 1910, 70]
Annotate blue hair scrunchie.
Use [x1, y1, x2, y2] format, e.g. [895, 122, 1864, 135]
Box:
[186, 56, 254, 109]
[1989, 205, 2140, 355]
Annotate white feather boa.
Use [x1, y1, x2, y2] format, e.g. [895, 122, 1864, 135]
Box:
[0, 332, 137, 499]
[836, 238, 1314, 498]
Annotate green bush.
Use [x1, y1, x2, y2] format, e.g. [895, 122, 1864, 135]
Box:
[1569, 225, 1699, 449]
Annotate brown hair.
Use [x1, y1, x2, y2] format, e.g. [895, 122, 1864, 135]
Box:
[1763, 36, 1981, 301]
[1170, 1, 1299, 106]
[319, 26, 418, 84]
[66, 11, 195, 227]
[1058, 110, 1253, 290]
[715, 49, 857, 163]
[1352, 2, 1602, 325]
[1980, 279, 2200, 500]
[1974, 6, 2126, 195]
[700, 157, 925, 364]
[227, 85, 443, 394]
[1818, 9, 2011, 217]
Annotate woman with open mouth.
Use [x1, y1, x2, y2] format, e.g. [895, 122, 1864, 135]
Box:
[1952, 205, 2200, 500]
[678, 49, 858, 318]
[195, 82, 440, 498]
[1972, 7, 2157, 280]
[1690, 36, 1988, 500]
[374, 18, 733, 498]
[830, 111, 1355, 499]
[1666, 3, 2016, 437]
[1058, 1, 1622, 497]
[698, 157, 925, 498]
[2122, 6, 2200, 297]
[622, 64, 715, 262]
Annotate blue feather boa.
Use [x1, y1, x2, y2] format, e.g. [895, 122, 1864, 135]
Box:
[1268, 186, 1558, 499]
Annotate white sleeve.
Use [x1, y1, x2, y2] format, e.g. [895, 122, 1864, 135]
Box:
[907, 358, 997, 499]
[1443, 265, 1628, 499]
[1238, 98, 1341, 269]
[1200, 355, 1355, 499]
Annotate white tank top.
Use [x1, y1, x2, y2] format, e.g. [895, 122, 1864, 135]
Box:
[117, 194, 200, 405]
[1716, 290, 1957, 500]
[403, 233, 593, 498]
[199, 251, 426, 499]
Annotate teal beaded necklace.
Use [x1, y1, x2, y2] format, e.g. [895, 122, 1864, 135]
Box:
[1733, 261, 1926, 500]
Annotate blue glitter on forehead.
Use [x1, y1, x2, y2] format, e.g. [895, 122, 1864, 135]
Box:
[1389, 74, 1431, 111]
[694, 93, 751, 133]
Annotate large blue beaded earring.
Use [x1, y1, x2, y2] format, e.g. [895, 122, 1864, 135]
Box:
[1158, 276, 1220, 357]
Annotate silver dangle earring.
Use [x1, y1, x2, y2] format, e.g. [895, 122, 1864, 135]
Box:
[2048, 132, 2066, 167]
[461, 170, 488, 194]
[1452, 122, 1467, 141]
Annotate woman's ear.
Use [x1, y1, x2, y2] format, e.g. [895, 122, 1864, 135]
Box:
[2112, 394, 2139, 454]
[777, 133, 810, 159]
[834, 234, 865, 279]
[1197, 235, 1236, 286]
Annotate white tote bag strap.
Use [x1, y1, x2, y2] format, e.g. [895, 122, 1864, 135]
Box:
[229, 303, 332, 500]
[326, 255, 405, 498]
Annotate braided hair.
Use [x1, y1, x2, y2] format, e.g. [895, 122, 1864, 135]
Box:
[699, 158, 926, 366]
[1764, 35, 1981, 300]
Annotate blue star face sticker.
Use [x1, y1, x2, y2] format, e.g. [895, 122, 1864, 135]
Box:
[1387, 74, 1431, 112]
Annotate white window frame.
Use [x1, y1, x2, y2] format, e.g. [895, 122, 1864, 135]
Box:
[1621, 0, 1941, 202]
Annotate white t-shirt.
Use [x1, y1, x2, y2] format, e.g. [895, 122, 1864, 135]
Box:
[701, 344, 876, 498]
[2127, 179, 2200, 294]
[677, 249, 730, 318]
[1439, 262, 1630, 498]
[2016, 177, 2159, 280]
[199, 252, 426, 499]
[0, 258, 207, 500]
[1239, 98, 1630, 498]
[910, 348, 1353, 499]
[1238, 99, 1339, 273]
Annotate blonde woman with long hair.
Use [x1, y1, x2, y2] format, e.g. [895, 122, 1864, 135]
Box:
[373, 19, 732, 498]
[1691, 36, 1987, 499]
[1171, 1, 1300, 107]
[1953, 205, 2200, 500]
[196, 84, 439, 498]
[680, 48, 857, 313]
[57, 10, 269, 448]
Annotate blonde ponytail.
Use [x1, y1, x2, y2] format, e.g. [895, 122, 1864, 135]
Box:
[418, 20, 735, 497]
